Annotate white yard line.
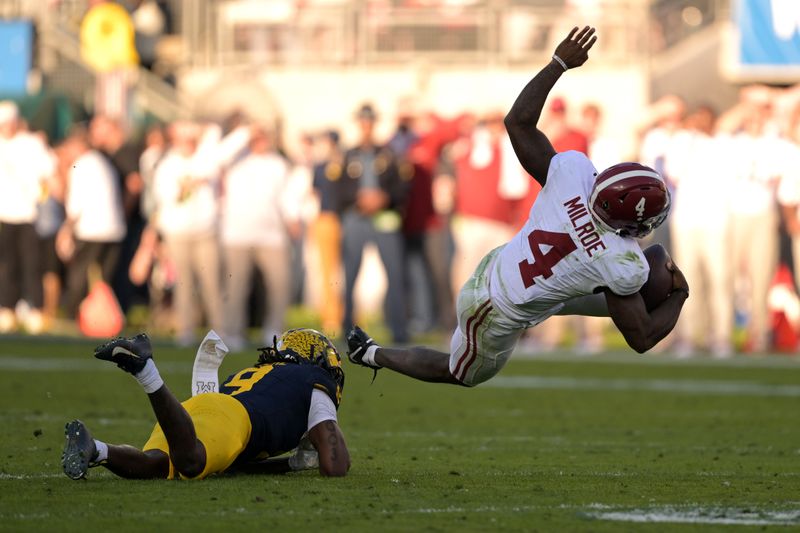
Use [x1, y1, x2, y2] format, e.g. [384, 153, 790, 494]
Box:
[513, 350, 800, 369]
[587, 507, 800, 526]
[485, 375, 800, 397]
[0, 473, 65, 480]
[379, 504, 800, 526]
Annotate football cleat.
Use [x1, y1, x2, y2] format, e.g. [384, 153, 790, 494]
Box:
[62, 419, 100, 480]
[346, 326, 381, 370]
[94, 333, 153, 375]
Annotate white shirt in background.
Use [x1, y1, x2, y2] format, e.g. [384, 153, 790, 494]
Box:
[639, 126, 679, 177]
[153, 149, 220, 238]
[665, 130, 732, 231]
[727, 132, 783, 216]
[0, 132, 55, 223]
[67, 150, 126, 242]
[221, 151, 297, 247]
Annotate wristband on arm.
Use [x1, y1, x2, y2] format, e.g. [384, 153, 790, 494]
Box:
[552, 54, 569, 71]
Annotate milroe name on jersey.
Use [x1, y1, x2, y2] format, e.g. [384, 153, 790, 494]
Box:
[490, 151, 649, 325]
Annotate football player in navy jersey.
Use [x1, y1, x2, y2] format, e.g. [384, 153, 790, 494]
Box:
[62, 329, 350, 480]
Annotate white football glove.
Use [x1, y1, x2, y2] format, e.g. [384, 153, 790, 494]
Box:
[287, 435, 319, 471]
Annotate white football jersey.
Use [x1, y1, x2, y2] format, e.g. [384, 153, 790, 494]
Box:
[490, 151, 649, 325]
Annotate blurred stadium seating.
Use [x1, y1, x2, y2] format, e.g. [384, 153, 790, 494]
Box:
[0, 1, 734, 129]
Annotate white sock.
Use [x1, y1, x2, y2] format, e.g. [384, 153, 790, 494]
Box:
[363, 345, 381, 367]
[94, 440, 108, 464]
[135, 359, 164, 394]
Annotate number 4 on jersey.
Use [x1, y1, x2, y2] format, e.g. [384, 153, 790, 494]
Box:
[518, 230, 577, 288]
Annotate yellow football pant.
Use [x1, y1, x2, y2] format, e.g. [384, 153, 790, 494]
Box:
[143, 393, 251, 479]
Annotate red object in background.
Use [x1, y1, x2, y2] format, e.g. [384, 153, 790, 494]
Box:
[403, 114, 467, 235]
[78, 280, 125, 338]
[453, 137, 518, 226]
[768, 263, 799, 353]
[772, 313, 797, 353]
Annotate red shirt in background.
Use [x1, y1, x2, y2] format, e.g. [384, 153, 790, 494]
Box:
[402, 114, 464, 235]
[511, 126, 589, 229]
[453, 137, 518, 226]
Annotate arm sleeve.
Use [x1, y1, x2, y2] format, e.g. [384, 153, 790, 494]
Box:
[307, 388, 338, 432]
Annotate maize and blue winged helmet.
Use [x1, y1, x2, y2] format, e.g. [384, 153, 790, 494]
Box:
[257, 328, 344, 400]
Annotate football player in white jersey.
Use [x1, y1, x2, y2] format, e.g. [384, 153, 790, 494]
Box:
[346, 26, 689, 387]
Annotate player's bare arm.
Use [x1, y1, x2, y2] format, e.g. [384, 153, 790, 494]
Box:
[604, 262, 689, 353]
[505, 26, 597, 185]
[308, 419, 350, 477]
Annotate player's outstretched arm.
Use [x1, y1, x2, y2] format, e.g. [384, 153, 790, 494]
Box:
[603, 262, 689, 353]
[308, 420, 350, 477]
[504, 26, 597, 185]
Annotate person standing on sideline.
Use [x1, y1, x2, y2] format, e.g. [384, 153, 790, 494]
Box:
[311, 129, 345, 337]
[778, 103, 800, 302]
[718, 87, 783, 353]
[57, 126, 126, 320]
[89, 115, 147, 313]
[0, 102, 56, 333]
[340, 104, 410, 343]
[151, 121, 222, 346]
[447, 112, 521, 297]
[220, 125, 299, 350]
[667, 105, 734, 358]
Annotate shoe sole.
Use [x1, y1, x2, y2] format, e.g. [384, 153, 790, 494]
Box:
[96, 349, 150, 374]
[62, 420, 90, 480]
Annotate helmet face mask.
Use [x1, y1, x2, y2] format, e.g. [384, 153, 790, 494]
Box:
[257, 328, 345, 400]
[589, 162, 671, 239]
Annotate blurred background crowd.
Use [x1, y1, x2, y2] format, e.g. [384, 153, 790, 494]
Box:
[1, 0, 800, 358]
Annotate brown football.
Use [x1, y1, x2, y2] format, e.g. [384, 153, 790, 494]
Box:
[639, 244, 673, 311]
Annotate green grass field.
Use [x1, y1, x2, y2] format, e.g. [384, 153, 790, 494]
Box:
[1, 334, 799, 531]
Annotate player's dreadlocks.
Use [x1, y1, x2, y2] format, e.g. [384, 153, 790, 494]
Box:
[256, 336, 292, 367]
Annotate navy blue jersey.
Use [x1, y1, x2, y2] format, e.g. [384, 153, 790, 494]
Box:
[220, 362, 339, 460]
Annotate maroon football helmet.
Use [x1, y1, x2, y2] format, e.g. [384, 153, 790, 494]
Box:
[588, 162, 670, 239]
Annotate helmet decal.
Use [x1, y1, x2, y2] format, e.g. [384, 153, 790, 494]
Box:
[634, 197, 646, 220]
[589, 162, 670, 239]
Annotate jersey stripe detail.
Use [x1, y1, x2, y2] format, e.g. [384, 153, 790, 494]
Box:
[461, 305, 494, 381]
[452, 299, 491, 379]
[458, 303, 493, 381]
[453, 300, 493, 382]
